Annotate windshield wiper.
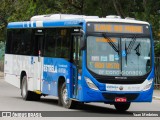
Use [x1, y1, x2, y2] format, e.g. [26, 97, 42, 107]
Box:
[134, 43, 141, 56]
[102, 33, 119, 53]
[124, 35, 137, 65]
[125, 35, 141, 65]
[126, 35, 136, 54]
[125, 40, 128, 65]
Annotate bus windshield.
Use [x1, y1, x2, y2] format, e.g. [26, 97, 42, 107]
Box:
[87, 36, 151, 76]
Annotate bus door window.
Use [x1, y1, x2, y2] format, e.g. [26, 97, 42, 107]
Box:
[72, 35, 82, 96]
[72, 36, 82, 70]
[33, 30, 44, 58]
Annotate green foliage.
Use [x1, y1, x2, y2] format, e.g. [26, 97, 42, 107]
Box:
[0, 41, 5, 60]
[155, 42, 160, 56]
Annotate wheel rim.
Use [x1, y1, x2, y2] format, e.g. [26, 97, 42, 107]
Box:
[62, 88, 68, 104]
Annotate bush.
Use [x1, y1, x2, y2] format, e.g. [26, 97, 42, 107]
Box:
[0, 41, 5, 61]
[154, 42, 160, 57]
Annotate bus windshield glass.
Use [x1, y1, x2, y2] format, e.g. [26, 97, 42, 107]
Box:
[87, 36, 151, 76]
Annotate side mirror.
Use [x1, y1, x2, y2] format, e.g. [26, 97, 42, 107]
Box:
[80, 29, 86, 50]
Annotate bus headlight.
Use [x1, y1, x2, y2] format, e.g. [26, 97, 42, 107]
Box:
[143, 78, 153, 91]
[84, 77, 99, 90]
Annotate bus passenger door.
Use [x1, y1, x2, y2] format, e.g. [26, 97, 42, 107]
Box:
[71, 35, 82, 98]
[32, 30, 44, 91]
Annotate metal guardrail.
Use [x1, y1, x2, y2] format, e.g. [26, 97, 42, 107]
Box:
[155, 57, 160, 89]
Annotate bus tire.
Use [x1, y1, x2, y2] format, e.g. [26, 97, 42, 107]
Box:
[21, 76, 33, 100]
[60, 82, 76, 109]
[114, 103, 131, 111]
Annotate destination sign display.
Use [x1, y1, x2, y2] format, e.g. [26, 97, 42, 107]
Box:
[87, 22, 150, 34]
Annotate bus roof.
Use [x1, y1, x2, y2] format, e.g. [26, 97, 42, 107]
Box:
[7, 14, 149, 29]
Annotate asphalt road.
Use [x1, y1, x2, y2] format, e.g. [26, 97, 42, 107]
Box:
[0, 77, 160, 119]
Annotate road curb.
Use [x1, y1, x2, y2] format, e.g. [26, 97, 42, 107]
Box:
[153, 96, 160, 100]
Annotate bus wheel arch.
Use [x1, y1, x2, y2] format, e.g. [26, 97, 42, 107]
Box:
[20, 71, 40, 101]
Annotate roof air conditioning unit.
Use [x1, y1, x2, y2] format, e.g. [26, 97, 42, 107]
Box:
[106, 15, 121, 19]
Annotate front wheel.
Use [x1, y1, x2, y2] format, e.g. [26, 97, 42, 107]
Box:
[60, 83, 76, 109]
[114, 103, 131, 111]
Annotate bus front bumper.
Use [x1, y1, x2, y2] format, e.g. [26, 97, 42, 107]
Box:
[78, 86, 154, 103]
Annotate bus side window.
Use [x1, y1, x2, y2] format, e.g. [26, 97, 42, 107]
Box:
[44, 29, 56, 57]
[6, 29, 33, 56]
[44, 28, 71, 60]
[6, 30, 12, 54]
[23, 29, 32, 55]
[12, 29, 22, 55]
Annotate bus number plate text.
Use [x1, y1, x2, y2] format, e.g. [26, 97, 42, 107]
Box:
[115, 97, 127, 102]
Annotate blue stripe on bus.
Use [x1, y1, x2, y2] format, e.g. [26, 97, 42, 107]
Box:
[7, 19, 84, 29]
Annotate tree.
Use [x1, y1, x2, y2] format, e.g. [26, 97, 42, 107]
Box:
[67, 0, 84, 14]
[0, 0, 16, 41]
[113, 0, 126, 18]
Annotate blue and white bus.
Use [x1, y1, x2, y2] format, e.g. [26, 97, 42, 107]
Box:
[4, 14, 154, 111]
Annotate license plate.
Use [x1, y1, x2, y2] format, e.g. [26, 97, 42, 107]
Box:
[115, 97, 127, 102]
